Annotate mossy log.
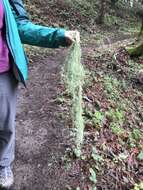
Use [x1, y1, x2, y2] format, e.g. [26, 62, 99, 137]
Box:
[126, 41, 143, 57]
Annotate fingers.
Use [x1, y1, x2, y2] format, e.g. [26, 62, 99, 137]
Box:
[75, 31, 80, 43]
[71, 30, 80, 43]
[65, 30, 80, 45]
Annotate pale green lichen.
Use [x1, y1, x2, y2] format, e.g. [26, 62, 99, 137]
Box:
[62, 41, 85, 156]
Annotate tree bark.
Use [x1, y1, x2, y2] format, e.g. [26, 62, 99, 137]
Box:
[96, 0, 106, 24]
[110, 0, 118, 8]
[138, 19, 143, 39]
[126, 42, 143, 57]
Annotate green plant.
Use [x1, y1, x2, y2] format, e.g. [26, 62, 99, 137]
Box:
[104, 14, 118, 26]
[128, 129, 142, 147]
[89, 168, 97, 184]
[107, 108, 126, 137]
[137, 150, 143, 160]
[84, 109, 104, 129]
[132, 129, 142, 140]
[132, 182, 143, 190]
[91, 147, 103, 162]
[104, 75, 120, 100]
[92, 111, 104, 127]
[110, 123, 126, 136]
[107, 108, 124, 124]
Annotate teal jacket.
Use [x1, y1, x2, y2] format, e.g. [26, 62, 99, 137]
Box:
[2, 0, 68, 85]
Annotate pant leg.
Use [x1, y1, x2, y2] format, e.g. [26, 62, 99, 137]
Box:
[0, 71, 18, 166]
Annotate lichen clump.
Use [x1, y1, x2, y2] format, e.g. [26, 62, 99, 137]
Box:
[62, 41, 85, 155]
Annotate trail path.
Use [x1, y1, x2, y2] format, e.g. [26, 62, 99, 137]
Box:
[12, 49, 73, 190]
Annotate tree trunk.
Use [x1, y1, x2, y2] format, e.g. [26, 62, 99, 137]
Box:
[138, 19, 143, 39]
[110, 0, 118, 8]
[136, 8, 143, 40]
[96, 0, 106, 24]
[126, 42, 143, 57]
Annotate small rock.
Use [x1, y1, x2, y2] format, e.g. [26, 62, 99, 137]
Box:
[137, 70, 143, 84]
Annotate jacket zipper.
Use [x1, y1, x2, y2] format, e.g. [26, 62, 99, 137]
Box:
[9, 0, 20, 16]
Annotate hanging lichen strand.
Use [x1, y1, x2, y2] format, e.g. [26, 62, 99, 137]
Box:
[62, 41, 85, 157]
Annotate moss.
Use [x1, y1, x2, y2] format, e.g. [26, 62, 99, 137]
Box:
[126, 41, 143, 57]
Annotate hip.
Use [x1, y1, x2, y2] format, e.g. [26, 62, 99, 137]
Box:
[0, 70, 19, 96]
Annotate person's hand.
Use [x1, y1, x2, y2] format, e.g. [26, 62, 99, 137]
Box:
[65, 30, 80, 46]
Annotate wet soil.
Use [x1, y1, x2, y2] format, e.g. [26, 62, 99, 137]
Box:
[12, 49, 74, 190]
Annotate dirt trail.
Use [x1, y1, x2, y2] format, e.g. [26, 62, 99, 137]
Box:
[11, 35, 133, 190]
[12, 49, 73, 190]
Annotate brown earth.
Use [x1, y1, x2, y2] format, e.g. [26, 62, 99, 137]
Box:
[11, 49, 80, 190]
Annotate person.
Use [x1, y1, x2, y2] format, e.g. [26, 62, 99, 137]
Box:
[0, 0, 80, 188]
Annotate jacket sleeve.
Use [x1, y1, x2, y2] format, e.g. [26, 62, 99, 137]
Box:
[10, 0, 68, 48]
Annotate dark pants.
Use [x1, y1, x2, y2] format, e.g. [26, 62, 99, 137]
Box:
[0, 71, 18, 166]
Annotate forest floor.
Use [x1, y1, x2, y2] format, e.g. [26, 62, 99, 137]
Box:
[11, 48, 71, 190]
[9, 32, 143, 190]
